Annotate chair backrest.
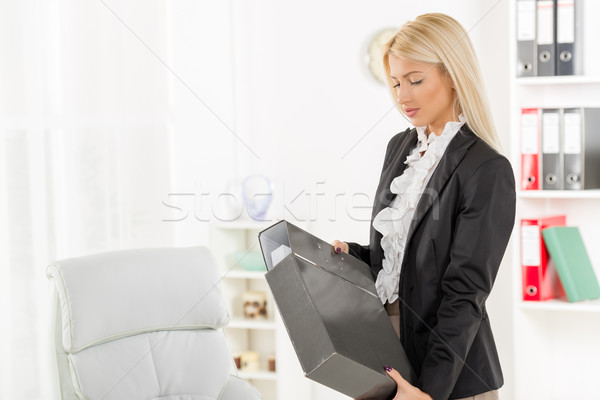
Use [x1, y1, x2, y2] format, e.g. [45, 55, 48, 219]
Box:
[46, 246, 261, 400]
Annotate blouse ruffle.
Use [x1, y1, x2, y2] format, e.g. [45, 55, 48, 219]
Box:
[372, 114, 466, 304]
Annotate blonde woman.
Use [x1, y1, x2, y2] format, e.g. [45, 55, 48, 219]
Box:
[332, 13, 515, 400]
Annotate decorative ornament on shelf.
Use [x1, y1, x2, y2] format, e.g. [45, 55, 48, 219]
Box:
[241, 174, 274, 221]
[232, 250, 266, 271]
[240, 351, 260, 372]
[243, 290, 267, 319]
[366, 28, 398, 84]
[268, 354, 276, 372]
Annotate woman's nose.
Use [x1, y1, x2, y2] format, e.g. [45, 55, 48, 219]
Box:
[397, 85, 412, 102]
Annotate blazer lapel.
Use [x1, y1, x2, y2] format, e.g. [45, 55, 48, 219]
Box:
[404, 125, 478, 248]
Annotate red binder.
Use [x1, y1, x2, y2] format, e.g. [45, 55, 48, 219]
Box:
[520, 108, 540, 190]
[520, 215, 567, 301]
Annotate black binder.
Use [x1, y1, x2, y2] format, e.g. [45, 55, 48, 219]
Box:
[556, 0, 583, 75]
[517, 0, 537, 77]
[536, 0, 556, 76]
[562, 108, 600, 189]
[541, 108, 562, 189]
[259, 220, 416, 400]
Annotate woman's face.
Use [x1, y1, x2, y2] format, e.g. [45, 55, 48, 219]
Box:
[388, 55, 457, 133]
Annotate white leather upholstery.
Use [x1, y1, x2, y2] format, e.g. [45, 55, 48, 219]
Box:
[47, 246, 262, 400]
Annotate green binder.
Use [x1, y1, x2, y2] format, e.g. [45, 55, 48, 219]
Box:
[541, 226, 600, 302]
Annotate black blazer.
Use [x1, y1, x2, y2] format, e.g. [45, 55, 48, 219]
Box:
[347, 124, 516, 400]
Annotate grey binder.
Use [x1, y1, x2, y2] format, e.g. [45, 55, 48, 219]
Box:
[563, 108, 600, 190]
[556, 0, 584, 75]
[259, 220, 416, 400]
[536, 0, 556, 76]
[542, 109, 562, 189]
[517, 0, 537, 77]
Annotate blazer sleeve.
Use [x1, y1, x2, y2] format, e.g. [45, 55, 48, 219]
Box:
[346, 242, 371, 265]
[418, 156, 516, 400]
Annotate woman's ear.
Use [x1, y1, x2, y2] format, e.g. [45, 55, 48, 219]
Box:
[443, 69, 456, 89]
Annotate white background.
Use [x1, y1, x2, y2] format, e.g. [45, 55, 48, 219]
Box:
[0, 1, 516, 399]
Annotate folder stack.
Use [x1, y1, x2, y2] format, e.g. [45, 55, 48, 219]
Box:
[516, 0, 583, 77]
[521, 221, 600, 302]
[520, 107, 600, 190]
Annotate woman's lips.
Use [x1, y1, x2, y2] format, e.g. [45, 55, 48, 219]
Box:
[405, 107, 420, 117]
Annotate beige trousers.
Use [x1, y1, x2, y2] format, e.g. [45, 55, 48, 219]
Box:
[454, 390, 499, 400]
[385, 299, 401, 339]
[384, 301, 499, 400]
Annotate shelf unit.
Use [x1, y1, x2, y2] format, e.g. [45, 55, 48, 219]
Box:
[509, 1, 600, 399]
[209, 218, 310, 400]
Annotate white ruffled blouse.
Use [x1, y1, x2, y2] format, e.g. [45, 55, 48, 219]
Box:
[372, 114, 466, 304]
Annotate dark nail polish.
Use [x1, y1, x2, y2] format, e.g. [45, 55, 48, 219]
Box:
[335, 247, 341, 254]
[384, 366, 392, 372]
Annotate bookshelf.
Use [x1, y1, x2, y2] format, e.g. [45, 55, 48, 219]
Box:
[210, 218, 310, 400]
[509, 1, 600, 399]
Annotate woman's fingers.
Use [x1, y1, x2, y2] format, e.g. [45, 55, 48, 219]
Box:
[330, 240, 349, 254]
[384, 366, 410, 390]
[384, 366, 433, 400]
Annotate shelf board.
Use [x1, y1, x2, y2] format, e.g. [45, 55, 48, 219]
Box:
[237, 370, 278, 381]
[517, 190, 600, 199]
[519, 298, 600, 312]
[227, 318, 276, 330]
[516, 75, 600, 85]
[223, 268, 267, 279]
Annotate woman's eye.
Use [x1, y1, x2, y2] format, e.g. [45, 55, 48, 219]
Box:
[411, 80, 423, 85]
[393, 83, 400, 88]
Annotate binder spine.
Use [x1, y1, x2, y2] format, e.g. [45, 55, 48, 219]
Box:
[562, 108, 582, 189]
[556, 0, 576, 75]
[541, 109, 562, 189]
[582, 108, 600, 189]
[517, 0, 537, 77]
[521, 108, 540, 190]
[521, 222, 543, 300]
[536, 0, 556, 76]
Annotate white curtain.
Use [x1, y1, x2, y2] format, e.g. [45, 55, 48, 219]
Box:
[0, 1, 180, 398]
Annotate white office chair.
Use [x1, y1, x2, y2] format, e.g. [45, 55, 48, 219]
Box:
[46, 246, 262, 400]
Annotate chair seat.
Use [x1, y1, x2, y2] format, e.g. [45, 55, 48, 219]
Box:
[70, 330, 230, 399]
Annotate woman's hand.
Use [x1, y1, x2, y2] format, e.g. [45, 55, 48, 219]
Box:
[384, 366, 433, 400]
[330, 240, 349, 254]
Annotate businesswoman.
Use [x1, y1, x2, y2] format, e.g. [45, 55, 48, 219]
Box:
[332, 13, 515, 400]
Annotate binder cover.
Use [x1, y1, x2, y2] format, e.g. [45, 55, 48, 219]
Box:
[563, 108, 600, 190]
[521, 215, 566, 301]
[517, 0, 537, 76]
[541, 109, 562, 189]
[542, 226, 600, 302]
[259, 220, 416, 400]
[536, 0, 556, 76]
[521, 108, 540, 190]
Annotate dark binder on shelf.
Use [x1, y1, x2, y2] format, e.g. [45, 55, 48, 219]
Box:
[517, 0, 537, 77]
[521, 215, 567, 301]
[541, 108, 562, 189]
[556, 0, 583, 75]
[562, 108, 600, 190]
[536, 0, 556, 76]
[521, 108, 540, 190]
[542, 226, 600, 302]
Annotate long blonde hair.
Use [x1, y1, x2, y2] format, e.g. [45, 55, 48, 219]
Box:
[382, 13, 502, 153]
